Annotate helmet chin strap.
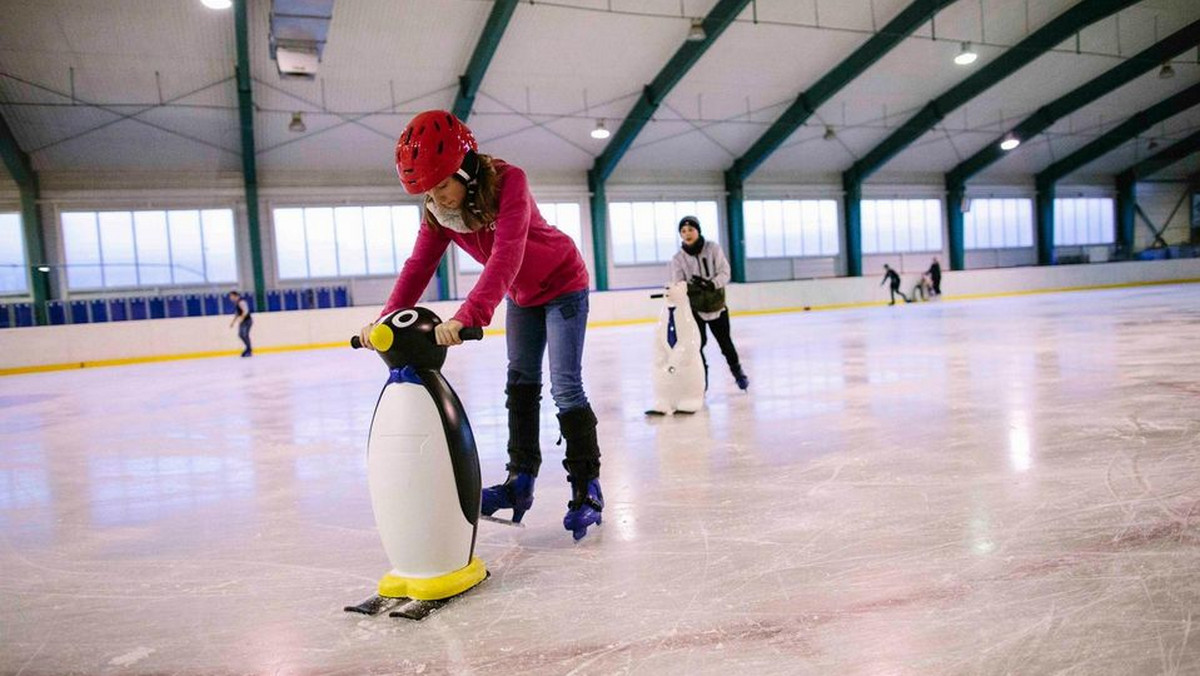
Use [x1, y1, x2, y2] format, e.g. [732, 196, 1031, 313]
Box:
[454, 150, 485, 221]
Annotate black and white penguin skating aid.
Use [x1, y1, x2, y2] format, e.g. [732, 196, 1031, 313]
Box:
[344, 307, 491, 621]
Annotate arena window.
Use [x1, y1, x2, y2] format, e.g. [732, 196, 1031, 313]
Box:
[742, 199, 839, 258]
[60, 209, 237, 290]
[608, 200, 719, 265]
[274, 205, 421, 280]
[860, 199, 944, 254]
[963, 198, 1035, 249]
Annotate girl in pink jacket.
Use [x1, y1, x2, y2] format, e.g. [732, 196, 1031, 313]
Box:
[361, 110, 603, 540]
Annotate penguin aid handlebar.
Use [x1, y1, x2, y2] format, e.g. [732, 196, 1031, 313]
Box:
[350, 327, 484, 349]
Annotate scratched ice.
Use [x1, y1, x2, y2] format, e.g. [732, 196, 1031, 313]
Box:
[2, 284, 1198, 674]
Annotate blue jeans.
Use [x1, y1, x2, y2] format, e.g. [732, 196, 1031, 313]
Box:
[505, 289, 589, 412]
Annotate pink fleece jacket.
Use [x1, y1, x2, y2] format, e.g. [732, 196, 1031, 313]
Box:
[381, 160, 589, 328]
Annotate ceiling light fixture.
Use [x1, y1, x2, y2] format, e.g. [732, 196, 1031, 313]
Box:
[954, 42, 978, 66]
[288, 112, 306, 133]
[200, 0, 233, 9]
[823, 126, 836, 141]
[999, 133, 1020, 151]
[591, 119, 611, 140]
[687, 18, 707, 42]
[1158, 62, 1175, 79]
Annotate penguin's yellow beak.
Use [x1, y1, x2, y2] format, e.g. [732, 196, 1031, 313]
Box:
[370, 323, 394, 352]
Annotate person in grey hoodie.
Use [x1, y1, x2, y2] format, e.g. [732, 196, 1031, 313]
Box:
[669, 215, 748, 391]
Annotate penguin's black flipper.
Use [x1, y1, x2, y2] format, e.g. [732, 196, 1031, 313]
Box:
[344, 594, 405, 616]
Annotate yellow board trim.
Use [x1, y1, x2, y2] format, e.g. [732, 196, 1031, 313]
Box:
[3, 276, 1198, 377]
[377, 556, 487, 601]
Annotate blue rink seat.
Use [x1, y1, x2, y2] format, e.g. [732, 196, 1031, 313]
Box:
[47, 301, 67, 325]
[203, 294, 221, 316]
[13, 303, 34, 327]
[88, 299, 108, 323]
[107, 298, 129, 322]
[129, 297, 148, 320]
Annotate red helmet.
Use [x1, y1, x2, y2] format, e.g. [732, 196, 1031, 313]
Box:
[395, 110, 478, 195]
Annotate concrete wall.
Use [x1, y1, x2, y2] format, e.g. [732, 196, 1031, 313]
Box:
[3, 258, 1198, 372]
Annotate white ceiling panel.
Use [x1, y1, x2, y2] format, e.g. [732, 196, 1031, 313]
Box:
[1, 0, 1196, 186]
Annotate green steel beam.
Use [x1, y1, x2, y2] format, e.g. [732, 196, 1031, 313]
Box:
[842, 175, 863, 277]
[723, 171, 746, 282]
[452, 0, 518, 121]
[587, 170, 609, 291]
[0, 111, 50, 324]
[442, 0, 518, 300]
[947, 17, 1200, 188]
[1037, 82, 1200, 186]
[587, 0, 750, 290]
[1035, 180, 1055, 265]
[1114, 129, 1200, 256]
[725, 0, 953, 281]
[591, 0, 750, 184]
[945, 180, 965, 270]
[1115, 172, 1136, 256]
[1117, 129, 1200, 184]
[235, 0, 266, 311]
[729, 0, 955, 183]
[846, 0, 1140, 187]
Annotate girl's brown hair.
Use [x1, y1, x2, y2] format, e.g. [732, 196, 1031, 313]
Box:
[422, 154, 499, 231]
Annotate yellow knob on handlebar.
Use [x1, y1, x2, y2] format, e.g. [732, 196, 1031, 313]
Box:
[370, 323, 393, 352]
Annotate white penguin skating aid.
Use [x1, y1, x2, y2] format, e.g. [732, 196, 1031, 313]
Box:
[344, 307, 489, 620]
[645, 281, 706, 415]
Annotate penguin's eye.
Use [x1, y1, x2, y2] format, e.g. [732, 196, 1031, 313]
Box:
[391, 309, 418, 329]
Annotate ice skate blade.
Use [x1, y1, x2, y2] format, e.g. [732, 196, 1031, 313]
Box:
[344, 594, 404, 616]
[390, 598, 447, 620]
[644, 409, 666, 416]
[480, 513, 526, 528]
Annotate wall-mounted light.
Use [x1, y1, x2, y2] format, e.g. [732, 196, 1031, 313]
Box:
[954, 42, 978, 66]
[999, 133, 1020, 151]
[686, 18, 706, 42]
[1158, 63, 1175, 79]
[200, 0, 232, 9]
[590, 119, 611, 140]
[37, 266, 51, 273]
[288, 112, 306, 133]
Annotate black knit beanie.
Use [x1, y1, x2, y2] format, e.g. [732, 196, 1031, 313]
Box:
[678, 215, 701, 234]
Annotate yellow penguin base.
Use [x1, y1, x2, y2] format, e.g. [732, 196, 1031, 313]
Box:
[377, 557, 487, 601]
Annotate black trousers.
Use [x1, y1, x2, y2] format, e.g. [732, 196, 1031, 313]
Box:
[889, 284, 909, 304]
[692, 309, 741, 376]
[237, 318, 253, 354]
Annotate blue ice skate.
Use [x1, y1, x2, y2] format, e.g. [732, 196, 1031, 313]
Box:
[563, 478, 603, 541]
[481, 472, 535, 523]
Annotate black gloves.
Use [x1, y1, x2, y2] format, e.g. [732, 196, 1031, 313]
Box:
[690, 275, 716, 291]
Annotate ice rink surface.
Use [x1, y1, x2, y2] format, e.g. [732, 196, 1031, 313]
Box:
[2, 284, 1198, 675]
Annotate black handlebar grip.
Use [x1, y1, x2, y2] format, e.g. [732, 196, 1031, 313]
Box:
[350, 336, 364, 349]
[460, 327, 484, 341]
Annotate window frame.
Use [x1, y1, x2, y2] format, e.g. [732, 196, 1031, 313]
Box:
[57, 205, 240, 292]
